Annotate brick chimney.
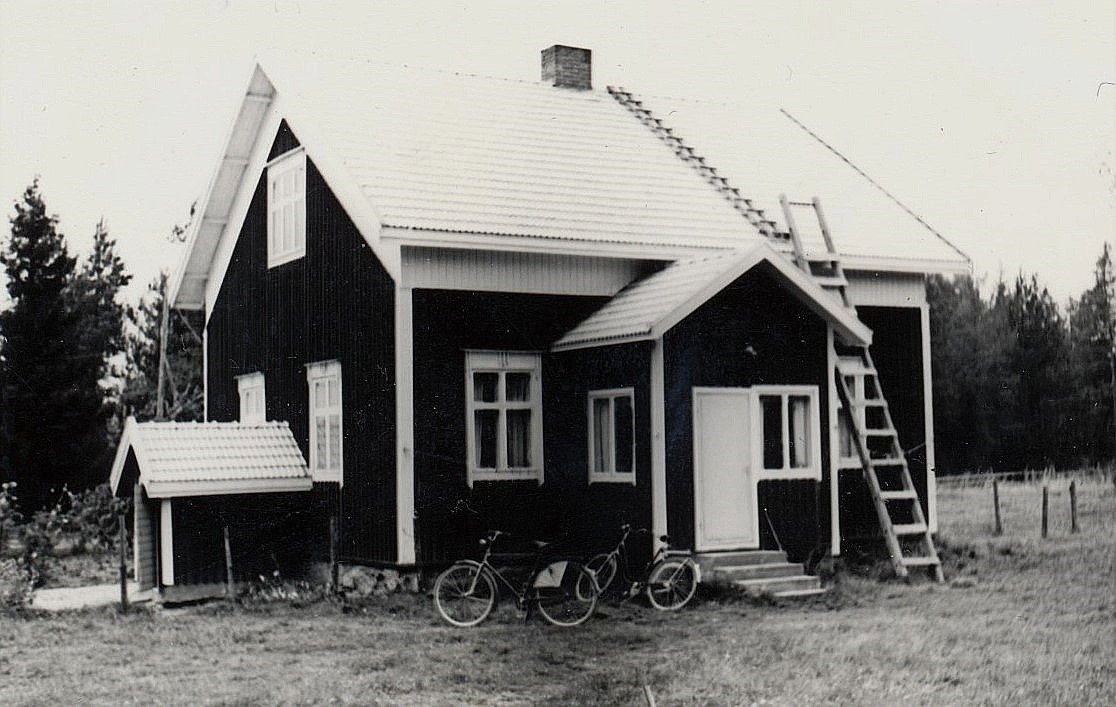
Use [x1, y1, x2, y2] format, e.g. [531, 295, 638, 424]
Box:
[541, 45, 591, 90]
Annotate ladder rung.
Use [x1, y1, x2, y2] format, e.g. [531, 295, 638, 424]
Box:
[849, 398, 888, 409]
[893, 523, 928, 535]
[864, 427, 898, 437]
[901, 556, 940, 567]
[812, 275, 848, 288]
[880, 489, 918, 500]
[870, 457, 905, 467]
[836, 363, 876, 377]
[787, 200, 815, 207]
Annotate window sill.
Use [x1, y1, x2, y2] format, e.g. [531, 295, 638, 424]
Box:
[755, 467, 822, 482]
[310, 472, 342, 485]
[588, 473, 637, 486]
[468, 470, 543, 486]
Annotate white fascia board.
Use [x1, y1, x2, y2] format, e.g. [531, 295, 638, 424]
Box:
[382, 226, 739, 262]
[144, 477, 313, 499]
[170, 65, 272, 311]
[108, 416, 139, 496]
[650, 243, 872, 348]
[838, 253, 971, 276]
[256, 61, 399, 282]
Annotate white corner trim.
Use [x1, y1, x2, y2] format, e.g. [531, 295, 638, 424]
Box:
[650, 339, 668, 552]
[827, 326, 841, 556]
[160, 499, 175, 586]
[395, 286, 416, 565]
[921, 303, 938, 533]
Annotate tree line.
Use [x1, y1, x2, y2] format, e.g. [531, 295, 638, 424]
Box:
[929, 244, 1116, 473]
[1, 180, 1112, 511]
[0, 182, 201, 512]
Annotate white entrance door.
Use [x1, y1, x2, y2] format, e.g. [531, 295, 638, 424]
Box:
[693, 388, 758, 550]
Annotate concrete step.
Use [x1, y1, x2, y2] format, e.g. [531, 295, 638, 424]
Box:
[694, 550, 787, 573]
[733, 574, 822, 596]
[708, 561, 805, 582]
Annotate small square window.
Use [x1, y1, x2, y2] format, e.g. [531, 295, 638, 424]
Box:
[236, 372, 265, 424]
[588, 388, 636, 484]
[754, 386, 821, 480]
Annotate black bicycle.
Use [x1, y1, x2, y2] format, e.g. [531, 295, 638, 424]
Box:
[584, 524, 699, 611]
[433, 530, 599, 627]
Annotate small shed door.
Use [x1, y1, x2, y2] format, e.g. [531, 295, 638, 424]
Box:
[133, 484, 158, 591]
[693, 388, 758, 551]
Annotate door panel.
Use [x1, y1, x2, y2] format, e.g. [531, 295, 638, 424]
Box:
[693, 389, 758, 550]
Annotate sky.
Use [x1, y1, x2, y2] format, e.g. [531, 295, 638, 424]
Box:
[1, 0, 1113, 306]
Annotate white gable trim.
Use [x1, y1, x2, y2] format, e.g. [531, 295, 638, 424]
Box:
[170, 63, 400, 320]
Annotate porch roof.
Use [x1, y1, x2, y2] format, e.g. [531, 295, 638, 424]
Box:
[551, 242, 872, 351]
[108, 418, 313, 499]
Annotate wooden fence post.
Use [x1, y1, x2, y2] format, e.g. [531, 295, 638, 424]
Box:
[992, 480, 1003, 536]
[1070, 480, 1079, 534]
[1041, 485, 1049, 539]
[223, 525, 234, 598]
[118, 512, 129, 612]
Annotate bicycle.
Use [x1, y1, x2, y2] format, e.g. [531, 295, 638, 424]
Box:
[584, 524, 699, 611]
[433, 530, 599, 627]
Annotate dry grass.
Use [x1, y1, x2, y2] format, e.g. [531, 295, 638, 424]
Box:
[1, 480, 1114, 705]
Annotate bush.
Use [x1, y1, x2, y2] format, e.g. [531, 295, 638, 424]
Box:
[0, 557, 34, 613]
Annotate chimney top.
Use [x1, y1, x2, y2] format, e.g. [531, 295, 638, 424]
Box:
[541, 45, 591, 90]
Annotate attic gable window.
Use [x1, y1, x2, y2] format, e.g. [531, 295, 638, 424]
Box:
[465, 351, 544, 486]
[236, 372, 265, 423]
[267, 149, 306, 267]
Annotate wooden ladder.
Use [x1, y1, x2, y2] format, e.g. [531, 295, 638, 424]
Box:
[780, 195, 944, 582]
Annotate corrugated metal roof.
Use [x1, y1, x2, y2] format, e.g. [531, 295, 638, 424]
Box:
[552, 243, 872, 350]
[626, 92, 970, 268]
[259, 50, 762, 250]
[109, 418, 312, 498]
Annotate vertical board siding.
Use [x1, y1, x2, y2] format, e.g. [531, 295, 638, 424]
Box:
[411, 289, 629, 565]
[402, 246, 648, 296]
[207, 123, 398, 567]
[663, 263, 830, 563]
[845, 270, 926, 307]
[841, 306, 928, 541]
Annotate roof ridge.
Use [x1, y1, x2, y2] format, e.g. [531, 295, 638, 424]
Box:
[607, 86, 781, 240]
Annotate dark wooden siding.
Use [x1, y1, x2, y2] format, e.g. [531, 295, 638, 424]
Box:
[840, 306, 928, 541]
[206, 124, 397, 565]
[410, 290, 626, 565]
[663, 264, 830, 563]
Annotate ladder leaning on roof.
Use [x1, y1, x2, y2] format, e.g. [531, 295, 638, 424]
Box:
[779, 195, 944, 583]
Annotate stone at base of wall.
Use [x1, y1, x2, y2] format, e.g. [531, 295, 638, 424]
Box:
[337, 564, 421, 597]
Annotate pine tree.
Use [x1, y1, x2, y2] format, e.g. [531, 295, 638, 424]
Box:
[1067, 243, 1116, 464]
[0, 181, 78, 509]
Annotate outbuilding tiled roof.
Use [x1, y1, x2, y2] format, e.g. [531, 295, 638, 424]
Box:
[552, 243, 871, 351]
[260, 50, 762, 250]
[109, 418, 312, 498]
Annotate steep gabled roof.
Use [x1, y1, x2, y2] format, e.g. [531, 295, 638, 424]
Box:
[552, 242, 872, 351]
[109, 418, 312, 498]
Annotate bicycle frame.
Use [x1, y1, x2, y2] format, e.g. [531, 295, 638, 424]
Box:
[599, 525, 697, 598]
[468, 532, 578, 616]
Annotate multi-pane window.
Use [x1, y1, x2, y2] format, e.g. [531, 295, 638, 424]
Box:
[588, 388, 636, 484]
[306, 360, 342, 484]
[267, 149, 306, 267]
[755, 385, 821, 480]
[465, 351, 543, 485]
[236, 372, 265, 423]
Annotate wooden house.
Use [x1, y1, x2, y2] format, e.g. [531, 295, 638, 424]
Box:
[109, 46, 969, 599]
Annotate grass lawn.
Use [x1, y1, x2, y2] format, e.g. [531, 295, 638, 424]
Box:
[2, 479, 1114, 705]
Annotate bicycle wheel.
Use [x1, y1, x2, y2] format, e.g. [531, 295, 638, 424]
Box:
[585, 552, 618, 595]
[433, 563, 497, 627]
[534, 561, 598, 627]
[645, 557, 698, 611]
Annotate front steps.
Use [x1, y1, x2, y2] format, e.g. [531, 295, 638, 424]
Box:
[696, 550, 827, 598]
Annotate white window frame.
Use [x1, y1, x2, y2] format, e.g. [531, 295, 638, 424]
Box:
[306, 360, 343, 484]
[236, 372, 266, 423]
[267, 148, 306, 268]
[587, 388, 636, 485]
[752, 385, 822, 481]
[465, 351, 544, 486]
